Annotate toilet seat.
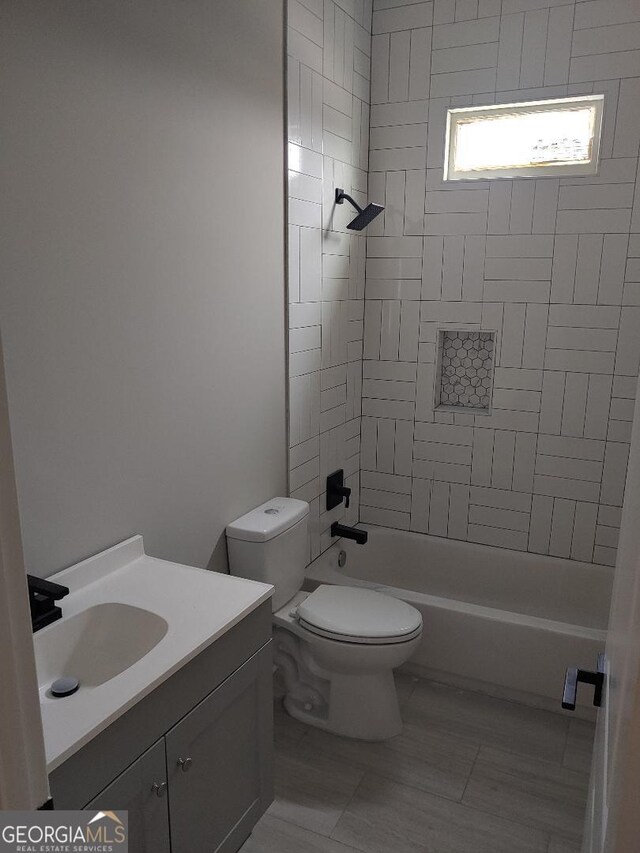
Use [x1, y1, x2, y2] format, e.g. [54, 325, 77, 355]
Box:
[294, 584, 423, 645]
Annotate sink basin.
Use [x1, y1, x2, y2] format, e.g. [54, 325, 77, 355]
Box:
[35, 602, 168, 690]
[36, 534, 272, 772]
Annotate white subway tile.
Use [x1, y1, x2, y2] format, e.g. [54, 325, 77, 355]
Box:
[414, 440, 473, 464]
[537, 454, 603, 482]
[388, 30, 411, 102]
[370, 147, 427, 171]
[288, 27, 324, 73]
[373, 3, 433, 32]
[414, 459, 472, 482]
[544, 5, 574, 85]
[549, 305, 620, 328]
[534, 474, 600, 502]
[616, 307, 640, 375]
[428, 481, 451, 535]
[484, 281, 551, 302]
[431, 67, 497, 97]
[570, 51, 640, 83]
[467, 523, 528, 550]
[556, 209, 632, 234]
[434, 16, 500, 48]
[559, 184, 634, 211]
[487, 235, 554, 258]
[520, 9, 549, 89]
[362, 377, 416, 401]
[593, 545, 617, 566]
[512, 432, 537, 492]
[407, 28, 432, 102]
[476, 408, 540, 432]
[470, 485, 532, 511]
[361, 487, 412, 511]
[362, 397, 415, 419]
[485, 257, 552, 280]
[369, 124, 427, 149]
[547, 327, 618, 352]
[545, 349, 615, 374]
[601, 441, 631, 504]
[497, 12, 524, 91]
[549, 498, 576, 559]
[575, 0, 640, 29]
[571, 502, 598, 562]
[494, 367, 543, 390]
[432, 42, 499, 74]
[529, 494, 553, 553]
[361, 505, 412, 528]
[370, 100, 430, 126]
[599, 504, 623, 526]
[471, 427, 495, 485]
[491, 429, 516, 489]
[425, 212, 488, 235]
[469, 504, 530, 531]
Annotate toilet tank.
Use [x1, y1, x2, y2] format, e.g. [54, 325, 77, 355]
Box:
[226, 498, 309, 611]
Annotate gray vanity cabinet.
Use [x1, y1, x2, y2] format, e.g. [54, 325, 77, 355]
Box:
[50, 602, 274, 853]
[166, 648, 273, 853]
[85, 740, 171, 853]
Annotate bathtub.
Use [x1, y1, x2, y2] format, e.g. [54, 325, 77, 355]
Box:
[306, 524, 613, 717]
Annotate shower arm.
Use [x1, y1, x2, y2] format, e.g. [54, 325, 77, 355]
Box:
[335, 189, 363, 215]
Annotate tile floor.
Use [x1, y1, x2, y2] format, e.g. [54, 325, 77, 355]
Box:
[241, 674, 594, 853]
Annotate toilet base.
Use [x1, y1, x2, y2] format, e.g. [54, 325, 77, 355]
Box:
[284, 668, 403, 740]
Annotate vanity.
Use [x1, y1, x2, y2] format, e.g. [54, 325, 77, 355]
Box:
[34, 536, 274, 853]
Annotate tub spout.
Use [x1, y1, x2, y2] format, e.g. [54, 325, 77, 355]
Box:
[331, 522, 368, 545]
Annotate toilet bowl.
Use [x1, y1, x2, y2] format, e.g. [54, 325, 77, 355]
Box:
[226, 498, 423, 740]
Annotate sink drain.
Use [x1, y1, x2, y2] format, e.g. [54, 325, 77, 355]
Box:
[51, 677, 80, 698]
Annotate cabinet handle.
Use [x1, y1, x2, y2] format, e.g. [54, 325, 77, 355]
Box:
[151, 782, 167, 798]
[177, 757, 193, 773]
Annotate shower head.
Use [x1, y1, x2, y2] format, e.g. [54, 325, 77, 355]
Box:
[335, 188, 384, 231]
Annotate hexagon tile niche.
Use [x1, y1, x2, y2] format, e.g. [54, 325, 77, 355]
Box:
[435, 330, 496, 412]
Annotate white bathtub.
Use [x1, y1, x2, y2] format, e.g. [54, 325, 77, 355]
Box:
[306, 524, 613, 717]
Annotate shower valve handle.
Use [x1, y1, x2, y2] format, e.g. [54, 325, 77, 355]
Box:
[326, 469, 351, 511]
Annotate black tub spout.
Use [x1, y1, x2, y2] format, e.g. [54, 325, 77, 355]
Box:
[330, 522, 368, 545]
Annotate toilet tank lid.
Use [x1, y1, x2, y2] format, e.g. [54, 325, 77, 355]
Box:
[226, 498, 309, 543]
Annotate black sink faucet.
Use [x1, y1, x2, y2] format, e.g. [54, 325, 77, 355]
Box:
[27, 574, 69, 632]
[330, 522, 368, 545]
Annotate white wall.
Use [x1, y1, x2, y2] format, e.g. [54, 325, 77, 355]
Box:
[287, 0, 373, 561]
[0, 1, 286, 576]
[359, 0, 640, 566]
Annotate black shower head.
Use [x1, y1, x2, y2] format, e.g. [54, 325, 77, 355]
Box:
[335, 188, 384, 231]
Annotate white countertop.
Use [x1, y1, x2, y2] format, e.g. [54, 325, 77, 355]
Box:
[34, 536, 272, 772]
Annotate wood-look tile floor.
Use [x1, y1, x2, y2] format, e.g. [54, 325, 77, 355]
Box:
[241, 674, 594, 853]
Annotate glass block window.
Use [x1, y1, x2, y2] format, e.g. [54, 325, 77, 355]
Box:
[444, 95, 604, 181]
[436, 330, 495, 412]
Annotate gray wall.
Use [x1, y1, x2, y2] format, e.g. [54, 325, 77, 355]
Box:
[0, 1, 286, 576]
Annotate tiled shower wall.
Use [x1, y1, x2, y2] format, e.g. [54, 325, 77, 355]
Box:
[359, 0, 640, 566]
[287, 0, 373, 561]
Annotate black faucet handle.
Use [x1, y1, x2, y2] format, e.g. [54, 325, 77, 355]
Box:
[327, 469, 351, 511]
[339, 485, 351, 508]
[27, 574, 69, 601]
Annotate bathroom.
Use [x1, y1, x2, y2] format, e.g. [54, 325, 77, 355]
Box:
[1, 0, 640, 851]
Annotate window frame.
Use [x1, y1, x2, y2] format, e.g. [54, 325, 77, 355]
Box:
[443, 94, 605, 182]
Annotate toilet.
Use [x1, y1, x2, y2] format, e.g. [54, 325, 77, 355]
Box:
[226, 497, 423, 740]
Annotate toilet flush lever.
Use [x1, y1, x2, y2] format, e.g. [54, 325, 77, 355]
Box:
[327, 469, 351, 511]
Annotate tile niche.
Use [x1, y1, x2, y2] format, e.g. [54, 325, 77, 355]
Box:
[435, 330, 496, 413]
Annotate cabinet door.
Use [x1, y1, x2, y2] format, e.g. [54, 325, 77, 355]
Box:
[85, 739, 170, 853]
[166, 642, 273, 853]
